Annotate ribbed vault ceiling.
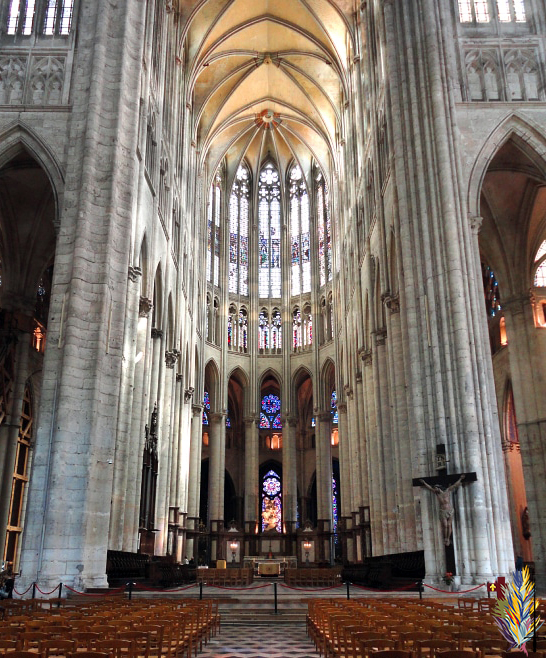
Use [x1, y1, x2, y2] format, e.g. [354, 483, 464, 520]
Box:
[180, 0, 355, 187]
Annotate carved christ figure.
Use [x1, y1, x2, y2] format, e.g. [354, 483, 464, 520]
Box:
[419, 474, 465, 546]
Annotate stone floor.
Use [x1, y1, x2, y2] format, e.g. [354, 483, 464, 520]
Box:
[197, 623, 318, 657]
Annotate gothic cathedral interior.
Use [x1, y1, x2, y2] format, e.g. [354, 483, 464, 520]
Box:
[1, 0, 546, 592]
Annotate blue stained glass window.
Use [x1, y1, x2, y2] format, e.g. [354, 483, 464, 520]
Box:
[260, 394, 282, 430]
[260, 413, 270, 429]
[226, 414, 231, 428]
[311, 417, 316, 427]
[331, 390, 338, 425]
[262, 394, 281, 414]
[332, 475, 339, 545]
[273, 413, 282, 429]
[203, 390, 210, 425]
[262, 469, 282, 532]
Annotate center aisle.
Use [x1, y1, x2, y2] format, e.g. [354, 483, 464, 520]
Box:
[197, 623, 318, 657]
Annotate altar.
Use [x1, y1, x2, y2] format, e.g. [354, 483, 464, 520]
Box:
[243, 556, 298, 577]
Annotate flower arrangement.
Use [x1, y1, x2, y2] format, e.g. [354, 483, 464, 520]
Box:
[442, 572, 454, 586]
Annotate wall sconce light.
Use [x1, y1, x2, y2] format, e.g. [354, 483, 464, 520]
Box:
[230, 541, 238, 565]
[303, 540, 312, 567]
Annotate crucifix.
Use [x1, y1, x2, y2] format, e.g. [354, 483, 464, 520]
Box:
[413, 469, 476, 576]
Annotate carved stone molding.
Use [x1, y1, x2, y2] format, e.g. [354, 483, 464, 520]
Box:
[337, 403, 348, 414]
[502, 293, 532, 315]
[283, 415, 298, 428]
[344, 385, 353, 399]
[165, 349, 180, 369]
[356, 370, 362, 383]
[384, 294, 400, 314]
[139, 296, 153, 318]
[128, 266, 142, 282]
[375, 328, 387, 346]
[243, 415, 258, 427]
[185, 387, 195, 402]
[192, 403, 203, 416]
[469, 215, 483, 234]
[210, 412, 226, 424]
[361, 349, 373, 367]
[317, 412, 332, 423]
[151, 327, 163, 339]
[176, 373, 183, 383]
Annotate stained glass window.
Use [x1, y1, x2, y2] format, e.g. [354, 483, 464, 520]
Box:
[261, 394, 282, 429]
[238, 308, 248, 352]
[290, 165, 311, 296]
[332, 475, 339, 544]
[316, 171, 332, 287]
[258, 163, 282, 298]
[474, 0, 490, 21]
[7, 0, 36, 35]
[229, 165, 250, 296]
[535, 262, 546, 287]
[331, 390, 338, 425]
[482, 264, 501, 316]
[203, 390, 210, 425]
[259, 310, 269, 350]
[262, 469, 282, 532]
[227, 312, 233, 348]
[43, 0, 73, 35]
[226, 414, 231, 429]
[458, 0, 473, 21]
[293, 308, 302, 350]
[271, 310, 282, 350]
[207, 173, 222, 286]
[459, 0, 525, 23]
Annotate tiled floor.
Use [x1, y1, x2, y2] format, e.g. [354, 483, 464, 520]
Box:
[198, 624, 318, 657]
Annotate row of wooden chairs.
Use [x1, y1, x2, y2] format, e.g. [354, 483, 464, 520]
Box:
[307, 597, 546, 658]
[195, 568, 252, 586]
[284, 568, 343, 587]
[0, 597, 220, 658]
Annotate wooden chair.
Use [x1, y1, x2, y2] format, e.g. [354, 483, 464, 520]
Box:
[453, 631, 484, 649]
[40, 638, 77, 658]
[70, 631, 101, 650]
[436, 652, 480, 658]
[356, 637, 398, 655]
[97, 638, 136, 658]
[397, 631, 432, 650]
[4, 652, 40, 658]
[69, 652, 110, 658]
[20, 630, 50, 650]
[0, 639, 19, 652]
[415, 639, 458, 657]
[372, 652, 413, 658]
[117, 629, 150, 658]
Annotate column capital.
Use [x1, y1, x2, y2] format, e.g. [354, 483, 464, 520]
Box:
[374, 327, 387, 346]
[283, 415, 298, 428]
[128, 266, 142, 282]
[176, 373, 183, 383]
[243, 415, 258, 427]
[185, 387, 195, 402]
[210, 411, 226, 424]
[384, 293, 400, 314]
[317, 412, 331, 423]
[139, 296, 153, 317]
[165, 349, 180, 369]
[151, 327, 164, 339]
[502, 293, 533, 314]
[469, 215, 483, 234]
[192, 403, 203, 416]
[337, 403, 348, 414]
[359, 347, 373, 367]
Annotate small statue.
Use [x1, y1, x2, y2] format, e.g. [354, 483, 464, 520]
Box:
[419, 474, 465, 546]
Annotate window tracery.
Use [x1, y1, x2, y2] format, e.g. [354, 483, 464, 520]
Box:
[458, 0, 526, 23]
[258, 163, 282, 298]
[207, 173, 222, 287]
[229, 164, 250, 296]
[260, 394, 282, 430]
[290, 165, 310, 296]
[316, 171, 332, 287]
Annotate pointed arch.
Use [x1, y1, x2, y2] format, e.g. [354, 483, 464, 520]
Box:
[0, 121, 64, 230]
[204, 358, 221, 411]
[467, 114, 546, 218]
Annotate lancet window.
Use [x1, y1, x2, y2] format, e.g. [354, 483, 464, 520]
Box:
[258, 163, 282, 298]
[7, 0, 74, 36]
[229, 164, 250, 296]
[207, 172, 222, 286]
[238, 308, 248, 352]
[316, 171, 332, 287]
[290, 165, 311, 296]
[458, 0, 526, 23]
[202, 390, 210, 425]
[482, 264, 501, 315]
[43, 0, 73, 34]
[262, 469, 282, 533]
[331, 390, 338, 425]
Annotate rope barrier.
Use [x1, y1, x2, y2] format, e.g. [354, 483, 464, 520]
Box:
[279, 583, 344, 592]
[350, 581, 420, 593]
[12, 583, 34, 597]
[203, 582, 272, 590]
[133, 583, 198, 593]
[34, 584, 60, 596]
[423, 583, 486, 594]
[63, 584, 126, 597]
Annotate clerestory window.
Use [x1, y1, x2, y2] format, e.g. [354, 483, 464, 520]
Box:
[258, 163, 282, 298]
[229, 164, 250, 296]
[6, 0, 74, 36]
[458, 0, 526, 23]
[290, 164, 311, 296]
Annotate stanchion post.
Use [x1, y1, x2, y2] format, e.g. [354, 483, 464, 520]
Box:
[346, 581, 350, 600]
[487, 583, 491, 598]
[274, 582, 278, 615]
[419, 580, 423, 600]
[58, 583, 63, 606]
[126, 581, 133, 600]
[199, 582, 203, 600]
[32, 583, 36, 599]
